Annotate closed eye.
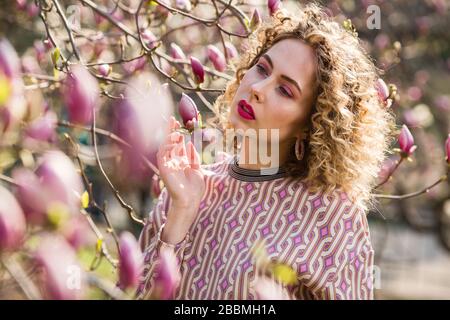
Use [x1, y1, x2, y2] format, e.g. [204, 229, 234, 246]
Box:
[256, 64, 293, 98]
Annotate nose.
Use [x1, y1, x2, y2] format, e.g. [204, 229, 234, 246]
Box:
[250, 80, 267, 104]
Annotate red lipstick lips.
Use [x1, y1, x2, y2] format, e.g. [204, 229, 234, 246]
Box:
[237, 99, 256, 120]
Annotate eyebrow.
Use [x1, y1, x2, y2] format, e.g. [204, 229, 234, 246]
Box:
[260, 53, 302, 95]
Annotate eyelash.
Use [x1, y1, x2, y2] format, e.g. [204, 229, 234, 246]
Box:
[255, 64, 293, 98]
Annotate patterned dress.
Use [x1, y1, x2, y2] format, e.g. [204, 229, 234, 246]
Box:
[136, 154, 374, 299]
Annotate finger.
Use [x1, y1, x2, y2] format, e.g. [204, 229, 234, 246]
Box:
[187, 141, 200, 170]
[177, 135, 187, 157]
[169, 116, 175, 131]
[165, 131, 182, 144]
[174, 118, 181, 130]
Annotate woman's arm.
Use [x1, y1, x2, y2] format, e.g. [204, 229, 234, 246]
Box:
[136, 188, 196, 300]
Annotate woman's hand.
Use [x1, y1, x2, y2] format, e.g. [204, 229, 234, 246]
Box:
[156, 116, 205, 210]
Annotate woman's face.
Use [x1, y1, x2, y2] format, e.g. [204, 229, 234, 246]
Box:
[229, 38, 318, 144]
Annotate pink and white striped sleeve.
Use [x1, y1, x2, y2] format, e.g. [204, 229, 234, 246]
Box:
[135, 188, 189, 299]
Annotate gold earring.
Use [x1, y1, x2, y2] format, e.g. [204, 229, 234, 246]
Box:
[295, 138, 305, 161]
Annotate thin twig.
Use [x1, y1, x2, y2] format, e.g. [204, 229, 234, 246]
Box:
[373, 175, 447, 199]
[374, 156, 404, 189]
[90, 101, 144, 225]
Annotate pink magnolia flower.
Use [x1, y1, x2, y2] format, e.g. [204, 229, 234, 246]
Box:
[62, 215, 95, 250]
[34, 40, 46, 62]
[189, 56, 205, 84]
[13, 151, 83, 225]
[0, 39, 27, 134]
[141, 29, 158, 50]
[178, 93, 199, 130]
[24, 110, 57, 142]
[34, 235, 86, 299]
[0, 185, 26, 251]
[398, 124, 417, 155]
[26, 2, 39, 18]
[16, 0, 27, 10]
[12, 167, 47, 225]
[0, 38, 21, 79]
[97, 64, 111, 77]
[268, 0, 282, 16]
[113, 72, 172, 181]
[224, 42, 238, 60]
[35, 150, 84, 215]
[118, 232, 144, 290]
[169, 43, 186, 60]
[445, 134, 450, 164]
[207, 45, 226, 72]
[375, 78, 389, 102]
[122, 56, 147, 74]
[63, 65, 100, 125]
[154, 247, 181, 299]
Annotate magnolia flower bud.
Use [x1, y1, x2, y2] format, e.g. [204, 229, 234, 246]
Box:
[97, 64, 111, 77]
[16, 0, 27, 10]
[154, 247, 181, 299]
[25, 110, 57, 141]
[26, 2, 39, 18]
[62, 215, 95, 250]
[375, 78, 389, 102]
[169, 43, 186, 60]
[43, 38, 53, 50]
[0, 38, 21, 79]
[176, 0, 192, 11]
[445, 134, 450, 164]
[34, 40, 46, 62]
[122, 56, 147, 75]
[178, 93, 199, 129]
[398, 124, 417, 156]
[207, 45, 226, 72]
[189, 56, 205, 84]
[63, 65, 99, 125]
[141, 29, 158, 50]
[34, 235, 86, 299]
[224, 42, 238, 60]
[268, 0, 282, 16]
[250, 9, 262, 31]
[118, 232, 143, 290]
[0, 185, 26, 251]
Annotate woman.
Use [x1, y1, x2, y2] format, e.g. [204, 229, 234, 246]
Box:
[137, 4, 396, 300]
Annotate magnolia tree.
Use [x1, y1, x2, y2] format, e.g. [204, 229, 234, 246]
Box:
[0, 0, 449, 299]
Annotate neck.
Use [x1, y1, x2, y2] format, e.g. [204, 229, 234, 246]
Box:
[237, 135, 294, 170]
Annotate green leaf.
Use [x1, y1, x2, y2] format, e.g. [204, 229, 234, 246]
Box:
[51, 47, 60, 66]
[81, 191, 89, 209]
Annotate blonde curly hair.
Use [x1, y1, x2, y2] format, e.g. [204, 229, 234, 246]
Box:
[208, 3, 398, 214]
